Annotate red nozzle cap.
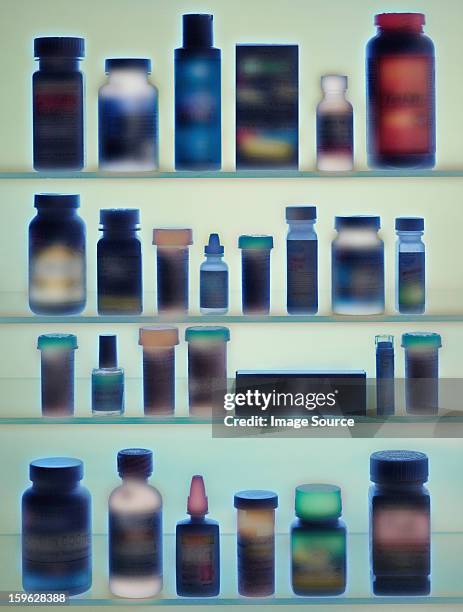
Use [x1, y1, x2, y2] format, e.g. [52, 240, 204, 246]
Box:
[375, 13, 425, 31]
[187, 475, 208, 516]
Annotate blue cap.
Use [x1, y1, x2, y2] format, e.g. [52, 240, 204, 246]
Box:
[183, 14, 213, 48]
[395, 217, 424, 231]
[100, 208, 140, 230]
[30, 457, 83, 484]
[37, 333, 78, 351]
[370, 450, 428, 485]
[105, 58, 151, 73]
[185, 326, 230, 342]
[402, 332, 442, 350]
[34, 37, 85, 59]
[117, 448, 153, 478]
[234, 490, 278, 509]
[238, 235, 274, 250]
[205, 233, 224, 255]
[335, 215, 380, 230]
[35, 194, 80, 209]
[286, 206, 317, 221]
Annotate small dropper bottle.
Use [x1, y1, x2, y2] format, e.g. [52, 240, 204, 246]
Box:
[92, 334, 124, 415]
[200, 233, 228, 314]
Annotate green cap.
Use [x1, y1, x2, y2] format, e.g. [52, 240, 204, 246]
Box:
[185, 326, 230, 343]
[401, 332, 442, 350]
[238, 235, 274, 250]
[37, 333, 78, 351]
[295, 484, 342, 521]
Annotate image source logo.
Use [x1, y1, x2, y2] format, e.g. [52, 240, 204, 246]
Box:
[224, 389, 338, 412]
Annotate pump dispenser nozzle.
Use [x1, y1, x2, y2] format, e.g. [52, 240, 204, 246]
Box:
[187, 475, 208, 516]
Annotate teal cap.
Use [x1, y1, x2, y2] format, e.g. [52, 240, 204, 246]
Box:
[401, 332, 442, 350]
[238, 235, 274, 250]
[295, 484, 342, 521]
[185, 326, 230, 343]
[37, 333, 78, 351]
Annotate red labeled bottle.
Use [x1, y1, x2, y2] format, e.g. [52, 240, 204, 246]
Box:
[367, 13, 435, 169]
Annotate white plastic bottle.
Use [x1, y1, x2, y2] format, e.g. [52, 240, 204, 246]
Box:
[316, 75, 353, 172]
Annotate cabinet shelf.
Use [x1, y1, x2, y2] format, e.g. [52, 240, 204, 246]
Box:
[1, 533, 461, 606]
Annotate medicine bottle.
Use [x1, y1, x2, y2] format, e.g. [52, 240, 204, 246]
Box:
[402, 332, 441, 415]
[29, 193, 86, 315]
[332, 216, 384, 315]
[139, 326, 179, 415]
[97, 209, 142, 315]
[291, 484, 346, 596]
[153, 229, 193, 314]
[92, 335, 124, 416]
[316, 75, 353, 172]
[99, 58, 158, 171]
[185, 326, 230, 416]
[369, 450, 430, 595]
[38, 333, 78, 417]
[395, 217, 425, 314]
[109, 449, 162, 598]
[366, 13, 435, 169]
[238, 235, 273, 314]
[200, 233, 228, 314]
[234, 490, 278, 597]
[286, 206, 318, 314]
[33, 37, 85, 171]
[22, 457, 91, 595]
[375, 335, 395, 416]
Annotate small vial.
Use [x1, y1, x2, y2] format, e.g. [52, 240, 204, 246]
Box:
[38, 334, 77, 416]
[185, 326, 230, 416]
[139, 326, 179, 415]
[97, 209, 142, 315]
[176, 475, 220, 597]
[316, 75, 353, 172]
[375, 335, 395, 416]
[234, 490, 278, 597]
[99, 58, 158, 171]
[238, 235, 274, 315]
[200, 233, 228, 314]
[396, 217, 426, 314]
[332, 216, 384, 315]
[33, 37, 85, 171]
[153, 229, 193, 314]
[92, 335, 124, 416]
[291, 484, 346, 596]
[370, 450, 430, 595]
[109, 449, 162, 598]
[402, 332, 441, 415]
[286, 206, 318, 314]
[22, 458, 91, 594]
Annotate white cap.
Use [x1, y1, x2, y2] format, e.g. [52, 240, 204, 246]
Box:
[321, 74, 348, 92]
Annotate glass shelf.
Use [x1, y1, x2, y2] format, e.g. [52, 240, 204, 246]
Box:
[1, 533, 462, 606]
[1, 169, 463, 180]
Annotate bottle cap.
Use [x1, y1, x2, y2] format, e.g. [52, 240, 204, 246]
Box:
[238, 235, 274, 250]
[34, 193, 80, 209]
[117, 448, 153, 478]
[185, 326, 230, 343]
[34, 37, 85, 59]
[153, 228, 193, 247]
[99, 335, 117, 368]
[100, 208, 140, 230]
[183, 14, 214, 48]
[139, 325, 179, 348]
[187, 475, 209, 516]
[105, 58, 151, 73]
[295, 484, 342, 521]
[286, 206, 317, 221]
[37, 333, 78, 351]
[370, 450, 428, 485]
[401, 332, 442, 350]
[30, 457, 83, 484]
[335, 215, 381, 230]
[205, 233, 224, 255]
[375, 13, 425, 31]
[375, 334, 394, 349]
[395, 217, 424, 232]
[321, 75, 348, 92]
[234, 489, 278, 510]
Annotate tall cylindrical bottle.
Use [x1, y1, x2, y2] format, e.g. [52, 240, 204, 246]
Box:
[375, 335, 395, 416]
[395, 217, 425, 314]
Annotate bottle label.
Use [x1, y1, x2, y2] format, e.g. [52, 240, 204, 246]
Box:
[398, 252, 425, 309]
[317, 113, 353, 154]
[238, 534, 274, 594]
[109, 510, 162, 577]
[376, 55, 433, 154]
[23, 530, 90, 563]
[97, 253, 142, 312]
[200, 270, 228, 309]
[92, 372, 124, 413]
[179, 533, 216, 588]
[30, 244, 85, 304]
[333, 245, 384, 305]
[287, 240, 318, 312]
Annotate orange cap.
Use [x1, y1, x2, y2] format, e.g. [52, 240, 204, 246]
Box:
[152, 228, 193, 247]
[139, 325, 179, 348]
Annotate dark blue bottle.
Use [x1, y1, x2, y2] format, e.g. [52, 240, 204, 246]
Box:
[22, 458, 92, 595]
[375, 335, 395, 416]
[176, 476, 220, 597]
[175, 14, 221, 170]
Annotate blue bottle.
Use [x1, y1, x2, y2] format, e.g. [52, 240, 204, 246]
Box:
[200, 234, 228, 314]
[176, 475, 220, 596]
[375, 335, 395, 416]
[175, 14, 221, 170]
[396, 217, 425, 314]
[92, 335, 124, 416]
